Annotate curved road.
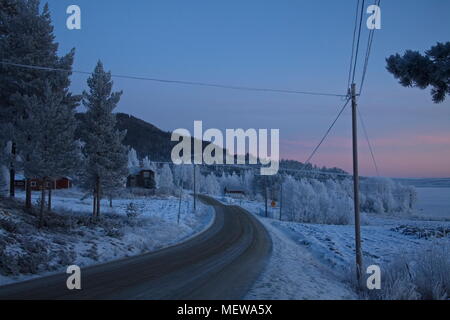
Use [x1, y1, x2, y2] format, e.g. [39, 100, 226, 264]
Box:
[0, 195, 272, 300]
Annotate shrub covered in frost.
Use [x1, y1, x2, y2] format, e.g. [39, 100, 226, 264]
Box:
[349, 244, 450, 300]
[359, 177, 417, 214]
[281, 176, 353, 225]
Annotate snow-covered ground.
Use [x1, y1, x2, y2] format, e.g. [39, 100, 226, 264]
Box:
[217, 191, 450, 300]
[0, 189, 214, 286]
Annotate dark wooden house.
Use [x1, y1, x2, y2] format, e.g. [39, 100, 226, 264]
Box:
[224, 187, 245, 196]
[127, 169, 155, 189]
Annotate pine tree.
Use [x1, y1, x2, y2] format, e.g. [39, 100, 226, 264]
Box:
[80, 61, 128, 217]
[386, 42, 450, 103]
[0, 0, 79, 203]
[17, 82, 79, 226]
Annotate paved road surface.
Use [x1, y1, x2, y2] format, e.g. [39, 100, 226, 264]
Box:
[0, 195, 272, 300]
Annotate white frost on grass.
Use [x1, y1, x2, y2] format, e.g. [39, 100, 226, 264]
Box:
[217, 195, 450, 300]
[245, 217, 356, 300]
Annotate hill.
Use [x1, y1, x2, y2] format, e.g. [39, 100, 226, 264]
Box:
[75, 112, 348, 176]
[76, 113, 175, 161]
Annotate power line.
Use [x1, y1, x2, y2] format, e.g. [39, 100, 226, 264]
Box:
[357, 108, 380, 176]
[347, 0, 361, 90]
[304, 98, 351, 165]
[351, 0, 366, 85]
[359, 0, 380, 95]
[0, 61, 347, 98]
[357, 0, 381, 176]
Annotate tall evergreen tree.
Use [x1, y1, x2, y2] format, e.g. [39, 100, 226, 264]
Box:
[0, 0, 79, 203]
[80, 61, 128, 217]
[17, 83, 79, 226]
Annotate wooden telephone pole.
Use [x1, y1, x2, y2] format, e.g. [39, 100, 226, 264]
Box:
[351, 83, 363, 281]
[193, 164, 197, 211]
[279, 182, 283, 221]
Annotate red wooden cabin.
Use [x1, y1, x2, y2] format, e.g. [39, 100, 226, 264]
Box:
[14, 175, 73, 191]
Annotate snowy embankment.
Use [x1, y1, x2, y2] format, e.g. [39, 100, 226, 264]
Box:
[0, 189, 214, 286]
[217, 195, 450, 300]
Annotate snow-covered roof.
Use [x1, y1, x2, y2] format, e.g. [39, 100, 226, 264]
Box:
[128, 167, 155, 175]
[128, 167, 142, 175]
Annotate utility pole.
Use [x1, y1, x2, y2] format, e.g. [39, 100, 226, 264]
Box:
[264, 177, 268, 217]
[193, 164, 197, 211]
[178, 183, 182, 225]
[279, 182, 283, 221]
[351, 83, 363, 282]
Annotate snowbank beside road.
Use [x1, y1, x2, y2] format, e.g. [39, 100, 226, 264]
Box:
[0, 190, 214, 286]
[245, 216, 356, 300]
[222, 196, 450, 300]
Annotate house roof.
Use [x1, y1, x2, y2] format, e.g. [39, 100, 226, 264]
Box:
[14, 174, 72, 181]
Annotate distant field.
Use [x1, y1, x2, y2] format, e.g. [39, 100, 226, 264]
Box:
[392, 178, 450, 219]
[395, 178, 450, 188]
[415, 187, 450, 219]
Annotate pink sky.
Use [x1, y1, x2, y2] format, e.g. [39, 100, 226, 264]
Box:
[281, 132, 450, 178]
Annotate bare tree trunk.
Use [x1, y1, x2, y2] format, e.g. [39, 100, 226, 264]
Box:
[25, 179, 32, 210]
[39, 180, 46, 228]
[92, 191, 97, 217]
[96, 177, 101, 218]
[47, 181, 52, 211]
[9, 142, 16, 198]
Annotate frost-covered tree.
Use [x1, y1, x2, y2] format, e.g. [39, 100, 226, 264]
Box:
[280, 176, 353, 225]
[157, 163, 174, 195]
[359, 177, 416, 214]
[127, 148, 140, 171]
[173, 164, 194, 190]
[242, 170, 255, 198]
[386, 42, 450, 103]
[80, 61, 128, 217]
[17, 83, 78, 225]
[202, 173, 221, 195]
[0, 0, 79, 200]
[142, 156, 152, 169]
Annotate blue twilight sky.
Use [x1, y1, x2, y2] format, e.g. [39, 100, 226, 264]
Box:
[43, 0, 450, 178]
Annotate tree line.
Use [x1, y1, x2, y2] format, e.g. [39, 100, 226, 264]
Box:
[0, 0, 128, 225]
